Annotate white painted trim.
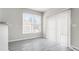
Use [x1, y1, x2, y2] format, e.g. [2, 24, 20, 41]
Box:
[9, 36, 41, 42]
[69, 45, 79, 51]
[67, 9, 71, 47]
[72, 45, 79, 51]
[69, 46, 76, 51]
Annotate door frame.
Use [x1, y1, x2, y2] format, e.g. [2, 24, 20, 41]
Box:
[67, 9, 71, 47]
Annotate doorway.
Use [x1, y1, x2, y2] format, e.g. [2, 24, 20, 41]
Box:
[46, 10, 71, 47]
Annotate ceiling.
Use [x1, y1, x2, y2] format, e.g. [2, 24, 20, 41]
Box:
[30, 8, 50, 12]
[30, 8, 61, 13]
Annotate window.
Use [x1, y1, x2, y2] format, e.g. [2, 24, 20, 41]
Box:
[23, 13, 41, 34]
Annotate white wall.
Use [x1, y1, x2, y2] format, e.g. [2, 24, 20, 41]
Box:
[1, 8, 43, 42]
[71, 8, 79, 49]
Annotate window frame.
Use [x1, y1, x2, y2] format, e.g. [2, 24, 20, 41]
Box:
[22, 12, 42, 34]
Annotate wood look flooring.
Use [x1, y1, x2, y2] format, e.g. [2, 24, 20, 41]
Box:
[8, 38, 73, 51]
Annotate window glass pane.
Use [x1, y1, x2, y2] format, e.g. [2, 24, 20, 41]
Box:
[23, 13, 41, 34]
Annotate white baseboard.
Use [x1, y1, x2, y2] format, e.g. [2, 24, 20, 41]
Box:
[9, 36, 41, 42]
[69, 46, 77, 51]
[69, 45, 79, 51]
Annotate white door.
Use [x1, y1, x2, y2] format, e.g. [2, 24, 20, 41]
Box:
[46, 10, 71, 47]
[0, 24, 8, 51]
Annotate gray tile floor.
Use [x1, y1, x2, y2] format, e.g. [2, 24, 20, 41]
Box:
[8, 38, 73, 51]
